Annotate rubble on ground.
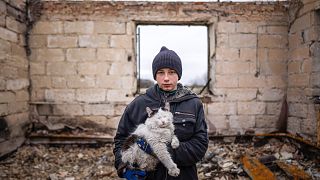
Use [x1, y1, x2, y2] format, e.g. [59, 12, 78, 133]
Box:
[198, 136, 320, 179]
[0, 135, 319, 179]
[0, 143, 120, 180]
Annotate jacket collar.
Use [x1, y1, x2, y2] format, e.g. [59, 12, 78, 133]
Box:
[146, 83, 197, 102]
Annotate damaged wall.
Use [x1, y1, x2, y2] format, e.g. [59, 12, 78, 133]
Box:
[0, 0, 29, 156]
[0, 0, 319, 147]
[287, 0, 320, 142]
[28, 1, 290, 137]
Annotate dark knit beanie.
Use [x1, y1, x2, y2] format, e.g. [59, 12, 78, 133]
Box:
[152, 46, 182, 80]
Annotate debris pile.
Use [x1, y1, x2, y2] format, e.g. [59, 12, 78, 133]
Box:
[0, 135, 319, 179]
[0, 144, 120, 180]
[198, 136, 320, 179]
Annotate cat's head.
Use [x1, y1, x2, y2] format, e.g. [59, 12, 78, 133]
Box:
[145, 103, 173, 129]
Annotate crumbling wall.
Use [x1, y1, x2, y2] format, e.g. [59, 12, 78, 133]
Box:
[28, 1, 289, 136]
[0, 0, 29, 156]
[287, 0, 320, 142]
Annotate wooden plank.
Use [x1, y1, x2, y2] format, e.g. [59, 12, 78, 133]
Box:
[276, 161, 312, 180]
[241, 155, 276, 180]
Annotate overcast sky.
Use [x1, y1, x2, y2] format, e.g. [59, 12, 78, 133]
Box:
[138, 25, 208, 86]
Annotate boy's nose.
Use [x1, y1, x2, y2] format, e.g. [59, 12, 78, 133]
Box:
[164, 73, 169, 80]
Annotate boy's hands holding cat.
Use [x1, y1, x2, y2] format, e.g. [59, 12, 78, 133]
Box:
[123, 169, 146, 180]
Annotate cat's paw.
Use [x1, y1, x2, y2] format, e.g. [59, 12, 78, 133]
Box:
[168, 167, 180, 177]
[171, 139, 179, 149]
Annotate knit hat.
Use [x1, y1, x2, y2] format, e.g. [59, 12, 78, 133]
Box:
[152, 46, 182, 80]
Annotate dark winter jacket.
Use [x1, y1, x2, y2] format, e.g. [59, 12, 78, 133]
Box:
[113, 84, 209, 180]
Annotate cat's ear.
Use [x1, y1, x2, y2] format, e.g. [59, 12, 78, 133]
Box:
[146, 107, 153, 117]
[164, 102, 170, 111]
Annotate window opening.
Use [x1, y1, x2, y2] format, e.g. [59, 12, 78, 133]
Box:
[136, 25, 208, 94]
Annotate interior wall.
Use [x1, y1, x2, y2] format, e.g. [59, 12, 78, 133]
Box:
[27, 1, 290, 137]
[0, 0, 29, 157]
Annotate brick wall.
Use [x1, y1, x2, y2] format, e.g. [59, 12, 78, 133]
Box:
[287, 0, 320, 141]
[0, 0, 29, 156]
[27, 1, 291, 137]
[29, 2, 136, 133]
[209, 15, 288, 135]
[0, 0, 318, 145]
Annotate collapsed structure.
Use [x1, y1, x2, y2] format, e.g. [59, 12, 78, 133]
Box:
[0, 0, 319, 178]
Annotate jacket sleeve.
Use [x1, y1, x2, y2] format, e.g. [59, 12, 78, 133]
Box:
[172, 100, 209, 166]
[113, 106, 132, 177]
[113, 98, 146, 176]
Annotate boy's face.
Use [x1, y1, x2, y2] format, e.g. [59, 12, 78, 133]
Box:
[155, 68, 179, 91]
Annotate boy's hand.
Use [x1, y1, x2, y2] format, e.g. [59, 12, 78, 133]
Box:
[123, 169, 146, 180]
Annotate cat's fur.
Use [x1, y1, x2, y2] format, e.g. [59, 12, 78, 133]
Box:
[121, 104, 180, 177]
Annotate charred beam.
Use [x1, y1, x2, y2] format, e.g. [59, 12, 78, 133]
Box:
[276, 161, 312, 180]
[255, 133, 320, 150]
[241, 155, 276, 180]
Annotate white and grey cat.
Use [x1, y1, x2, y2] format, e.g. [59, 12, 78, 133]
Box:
[121, 103, 180, 177]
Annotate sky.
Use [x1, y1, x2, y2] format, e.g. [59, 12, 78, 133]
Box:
[137, 25, 208, 86]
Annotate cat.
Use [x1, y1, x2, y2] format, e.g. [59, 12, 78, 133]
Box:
[121, 103, 180, 177]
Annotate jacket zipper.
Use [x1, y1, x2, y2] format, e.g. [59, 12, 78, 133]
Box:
[175, 111, 195, 117]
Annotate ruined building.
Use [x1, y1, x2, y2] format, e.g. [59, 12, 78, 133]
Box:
[0, 0, 319, 165]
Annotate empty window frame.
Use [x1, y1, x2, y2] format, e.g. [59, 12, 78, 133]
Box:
[136, 25, 208, 93]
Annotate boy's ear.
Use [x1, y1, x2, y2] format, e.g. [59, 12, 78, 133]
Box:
[146, 107, 153, 117]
